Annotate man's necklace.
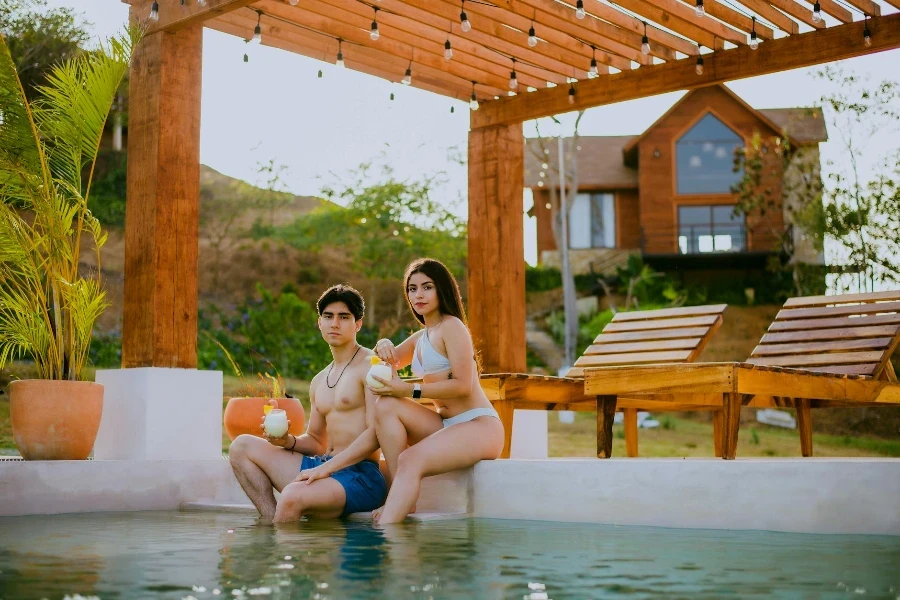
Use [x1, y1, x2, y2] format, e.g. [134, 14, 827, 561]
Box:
[326, 345, 362, 389]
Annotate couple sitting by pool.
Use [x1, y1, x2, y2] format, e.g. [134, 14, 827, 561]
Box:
[228, 258, 504, 525]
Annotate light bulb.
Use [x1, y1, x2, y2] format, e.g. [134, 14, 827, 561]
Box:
[696, 57, 704, 75]
[243, 53, 248, 63]
[575, 0, 586, 19]
[470, 94, 479, 111]
[568, 87, 575, 105]
[695, 0, 705, 17]
[527, 26, 537, 47]
[370, 22, 380, 41]
[589, 58, 598, 77]
[196, 0, 207, 6]
[749, 32, 758, 50]
[509, 71, 518, 90]
[461, 11, 471, 32]
[336, 51, 344, 68]
[864, 27, 871, 47]
[253, 24, 261, 44]
[812, 2, 822, 22]
[641, 36, 650, 55]
[444, 40, 453, 59]
[402, 67, 412, 85]
[149, 1, 159, 21]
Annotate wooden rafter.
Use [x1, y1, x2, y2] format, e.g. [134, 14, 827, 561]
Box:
[471, 12, 900, 128]
[674, 0, 777, 39]
[131, 0, 257, 33]
[766, 0, 827, 28]
[636, 0, 749, 45]
[738, 0, 800, 34]
[613, 0, 727, 49]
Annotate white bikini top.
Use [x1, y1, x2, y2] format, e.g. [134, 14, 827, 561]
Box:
[411, 329, 452, 377]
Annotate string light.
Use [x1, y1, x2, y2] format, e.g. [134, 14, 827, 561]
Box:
[588, 46, 598, 78]
[390, 92, 394, 100]
[469, 81, 479, 111]
[318, 69, 323, 78]
[641, 21, 650, 55]
[402, 62, 412, 85]
[451, 106, 455, 114]
[149, 1, 159, 21]
[460, 1, 472, 32]
[695, 0, 705, 17]
[568, 83, 575, 105]
[197, 0, 207, 6]
[509, 58, 518, 90]
[863, 15, 871, 47]
[370, 7, 380, 41]
[336, 39, 344, 68]
[575, 0, 586, 19]
[812, 1, 822, 22]
[696, 46, 704, 74]
[288, 0, 298, 4]
[252, 12, 262, 44]
[749, 17, 758, 50]
[444, 38, 453, 59]
[528, 22, 538, 47]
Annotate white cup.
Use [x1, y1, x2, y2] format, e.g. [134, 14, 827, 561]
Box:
[264, 408, 289, 438]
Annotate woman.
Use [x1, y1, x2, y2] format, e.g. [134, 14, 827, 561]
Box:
[368, 258, 505, 524]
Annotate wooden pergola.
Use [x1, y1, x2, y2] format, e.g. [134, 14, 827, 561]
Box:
[121, 0, 899, 374]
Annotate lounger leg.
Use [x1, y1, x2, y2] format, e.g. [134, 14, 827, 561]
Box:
[494, 400, 514, 459]
[623, 408, 638, 458]
[596, 395, 617, 458]
[712, 411, 724, 458]
[796, 398, 813, 457]
[722, 392, 742, 460]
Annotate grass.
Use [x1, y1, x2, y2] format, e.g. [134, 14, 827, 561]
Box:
[548, 410, 900, 458]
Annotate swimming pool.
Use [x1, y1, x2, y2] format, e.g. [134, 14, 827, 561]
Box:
[1, 511, 898, 599]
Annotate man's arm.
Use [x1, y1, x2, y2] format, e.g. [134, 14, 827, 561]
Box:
[285, 374, 328, 456]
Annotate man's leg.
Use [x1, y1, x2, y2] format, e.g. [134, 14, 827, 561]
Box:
[274, 478, 346, 523]
[228, 434, 305, 520]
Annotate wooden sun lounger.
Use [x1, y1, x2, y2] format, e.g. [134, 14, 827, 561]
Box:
[480, 303, 728, 458]
[583, 291, 900, 459]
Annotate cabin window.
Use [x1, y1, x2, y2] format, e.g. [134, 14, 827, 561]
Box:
[676, 113, 743, 195]
[678, 205, 746, 253]
[569, 193, 616, 249]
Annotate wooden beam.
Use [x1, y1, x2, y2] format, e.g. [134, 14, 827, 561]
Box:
[468, 124, 526, 374]
[739, 0, 800, 34]
[809, 0, 854, 24]
[472, 13, 900, 128]
[675, 0, 777, 39]
[123, 20, 202, 368]
[566, 0, 701, 55]
[766, 0, 826, 29]
[838, 0, 880, 16]
[635, 0, 749, 45]
[614, 0, 727, 49]
[129, 0, 257, 33]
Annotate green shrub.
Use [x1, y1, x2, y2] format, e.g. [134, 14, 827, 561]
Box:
[526, 265, 562, 292]
[660, 415, 676, 430]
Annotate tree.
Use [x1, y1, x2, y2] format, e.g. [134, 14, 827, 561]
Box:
[0, 0, 90, 101]
[529, 112, 586, 370]
[279, 160, 467, 328]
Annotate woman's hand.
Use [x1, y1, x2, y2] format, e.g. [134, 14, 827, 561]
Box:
[374, 338, 397, 365]
[367, 366, 413, 398]
[295, 462, 332, 485]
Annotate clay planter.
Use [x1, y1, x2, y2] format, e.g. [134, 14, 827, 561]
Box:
[223, 397, 305, 441]
[10, 380, 104, 460]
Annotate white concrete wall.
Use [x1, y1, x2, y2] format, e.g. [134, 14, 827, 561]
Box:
[473, 458, 900, 536]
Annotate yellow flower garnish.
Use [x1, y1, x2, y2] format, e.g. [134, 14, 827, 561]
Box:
[369, 355, 381, 365]
[263, 404, 273, 415]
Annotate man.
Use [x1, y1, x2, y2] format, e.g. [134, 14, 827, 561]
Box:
[228, 284, 386, 523]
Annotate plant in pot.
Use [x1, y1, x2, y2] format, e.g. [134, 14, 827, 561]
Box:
[0, 29, 136, 459]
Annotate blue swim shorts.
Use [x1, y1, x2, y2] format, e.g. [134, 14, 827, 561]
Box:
[299, 455, 388, 517]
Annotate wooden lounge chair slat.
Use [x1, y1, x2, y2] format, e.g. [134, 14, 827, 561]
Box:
[766, 313, 900, 332]
[800, 364, 879, 376]
[776, 300, 900, 320]
[747, 351, 885, 367]
[593, 327, 712, 344]
[585, 338, 702, 355]
[783, 290, 900, 308]
[760, 325, 900, 343]
[574, 349, 694, 367]
[610, 304, 728, 321]
[603, 315, 721, 333]
[751, 337, 893, 356]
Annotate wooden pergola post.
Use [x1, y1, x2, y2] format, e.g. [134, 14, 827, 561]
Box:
[122, 23, 203, 368]
[467, 122, 526, 374]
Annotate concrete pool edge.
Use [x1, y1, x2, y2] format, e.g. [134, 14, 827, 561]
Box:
[2, 458, 898, 536]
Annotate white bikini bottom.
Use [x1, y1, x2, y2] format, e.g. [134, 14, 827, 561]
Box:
[442, 407, 501, 429]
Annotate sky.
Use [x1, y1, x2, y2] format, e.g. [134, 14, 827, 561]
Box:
[49, 0, 900, 265]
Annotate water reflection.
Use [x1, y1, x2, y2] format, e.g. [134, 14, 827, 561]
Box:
[0, 512, 898, 599]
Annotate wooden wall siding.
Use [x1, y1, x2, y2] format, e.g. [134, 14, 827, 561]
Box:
[637, 86, 784, 255]
[469, 124, 526, 373]
[616, 189, 641, 249]
[123, 25, 202, 368]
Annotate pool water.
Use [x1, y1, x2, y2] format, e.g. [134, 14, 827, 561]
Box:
[0, 511, 898, 599]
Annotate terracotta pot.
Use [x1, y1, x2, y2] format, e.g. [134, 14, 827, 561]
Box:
[10, 380, 104, 460]
[223, 397, 306, 441]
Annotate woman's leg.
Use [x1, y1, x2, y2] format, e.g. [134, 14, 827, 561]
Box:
[374, 396, 443, 480]
[377, 416, 504, 524]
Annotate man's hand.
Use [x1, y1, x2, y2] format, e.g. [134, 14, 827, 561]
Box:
[259, 415, 293, 448]
[295, 462, 332, 485]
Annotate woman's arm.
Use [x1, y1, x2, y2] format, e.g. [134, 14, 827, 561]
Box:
[375, 329, 424, 369]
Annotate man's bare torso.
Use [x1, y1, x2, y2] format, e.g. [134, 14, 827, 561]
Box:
[310, 349, 379, 461]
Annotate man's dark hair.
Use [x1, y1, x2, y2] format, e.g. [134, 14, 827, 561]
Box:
[316, 284, 365, 321]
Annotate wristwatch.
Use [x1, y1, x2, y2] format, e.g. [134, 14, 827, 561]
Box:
[412, 382, 422, 399]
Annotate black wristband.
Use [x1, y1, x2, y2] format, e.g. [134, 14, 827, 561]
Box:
[288, 434, 297, 452]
